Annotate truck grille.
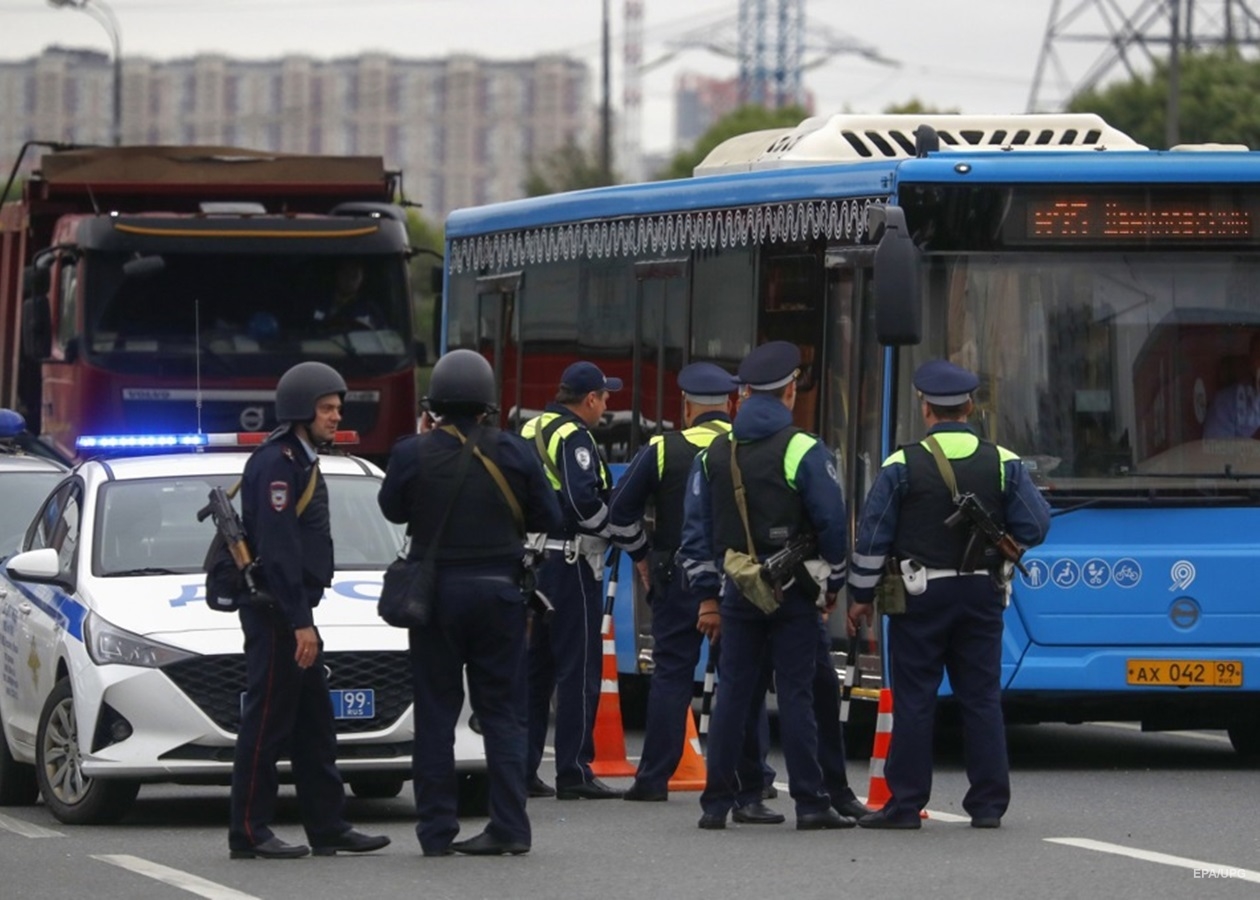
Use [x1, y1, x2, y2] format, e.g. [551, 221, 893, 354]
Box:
[162, 651, 412, 735]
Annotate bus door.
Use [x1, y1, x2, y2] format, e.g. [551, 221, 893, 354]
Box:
[628, 258, 689, 457]
[475, 271, 522, 429]
[756, 248, 828, 433]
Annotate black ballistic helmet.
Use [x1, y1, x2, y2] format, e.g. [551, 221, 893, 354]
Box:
[274, 361, 347, 423]
[424, 349, 497, 415]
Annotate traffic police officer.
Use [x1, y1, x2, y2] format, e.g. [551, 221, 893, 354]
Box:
[521, 361, 626, 800]
[378, 350, 562, 856]
[679, 341, 853, 831]
[847, 359, 1051, 829]
[609, 361, 752, 802]
[229, 361, 389, 859]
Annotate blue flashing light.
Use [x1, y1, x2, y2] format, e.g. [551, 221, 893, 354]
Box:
[0, 408, 27, 438]
[76, 433, 210, 450]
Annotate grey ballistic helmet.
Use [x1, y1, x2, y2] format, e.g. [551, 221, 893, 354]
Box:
[425, 349, 497, 415]
[274, 361, 347, 423]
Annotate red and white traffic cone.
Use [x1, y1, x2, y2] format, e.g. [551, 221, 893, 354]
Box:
[866, 688, 894, 809]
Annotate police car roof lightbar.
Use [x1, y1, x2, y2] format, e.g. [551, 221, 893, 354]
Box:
[75, 431, 361, 451]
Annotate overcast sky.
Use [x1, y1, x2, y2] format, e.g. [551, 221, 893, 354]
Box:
[1, 0, 1132, 153]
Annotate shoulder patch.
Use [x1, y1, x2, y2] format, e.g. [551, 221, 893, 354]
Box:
[281, 446, 295, 460]
[826, 460, 839, 484]
[270, 481, 290, 512]
[574, 446, 592, 470]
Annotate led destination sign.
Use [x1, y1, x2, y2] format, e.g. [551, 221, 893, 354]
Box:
[1027, 197, 1253, 242]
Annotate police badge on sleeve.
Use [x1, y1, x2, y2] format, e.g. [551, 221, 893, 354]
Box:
[270, 481, 289, 512]
[574, 447, 592, 470]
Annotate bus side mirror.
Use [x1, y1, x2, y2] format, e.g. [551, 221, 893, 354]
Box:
[872, 206, 922, 346]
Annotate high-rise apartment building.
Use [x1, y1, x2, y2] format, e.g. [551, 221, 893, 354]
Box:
[0, 47, 593, 221]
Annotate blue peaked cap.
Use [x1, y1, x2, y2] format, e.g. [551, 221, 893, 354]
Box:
[738, 341, 801, 390]
[677, 362, 737, 403]
[913, 359, 979, 405]
[561, 360, 623, 394]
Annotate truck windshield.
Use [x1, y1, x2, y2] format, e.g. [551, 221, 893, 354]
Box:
[82, 252, 411, 378]
[895, 251, 1260, 499]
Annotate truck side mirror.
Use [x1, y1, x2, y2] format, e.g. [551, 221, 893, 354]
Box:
[871, 206, 923, 346]
[21, 294, 52, 360]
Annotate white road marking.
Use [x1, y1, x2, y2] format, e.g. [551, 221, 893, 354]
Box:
[0, 813, 63, 838]
[93, 855, 263, 900]
[1046, 838, 1260, 884]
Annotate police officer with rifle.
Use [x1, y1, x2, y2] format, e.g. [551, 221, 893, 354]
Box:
[847, 359, 1051, 830]
[678, 341, 852, 831]
[378, 350, 562, 856]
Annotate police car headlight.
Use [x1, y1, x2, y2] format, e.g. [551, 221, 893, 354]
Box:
[84, 613, 197, 668]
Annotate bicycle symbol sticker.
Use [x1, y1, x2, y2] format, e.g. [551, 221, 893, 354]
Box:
[1082, 558, 1111, 589]
[1112, 558, 1142, 589]
[1020, 559, 1050, 589]
[1051, 559, 1080, 588]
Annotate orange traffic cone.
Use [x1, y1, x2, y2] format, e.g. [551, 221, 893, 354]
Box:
[865, 688, 894, 809]
[590, 621, 636, 777]
[667, 711, 707, 791]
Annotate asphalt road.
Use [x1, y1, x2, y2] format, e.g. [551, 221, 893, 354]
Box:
[1, 723, 1257, 900]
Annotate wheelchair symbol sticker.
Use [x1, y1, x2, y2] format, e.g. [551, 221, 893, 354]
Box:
[1020, 559, 1050, 589]
[1051, 559, 1080, 588]
[1112, 558, 1142, 589]
[1082, 558, 1111, 589]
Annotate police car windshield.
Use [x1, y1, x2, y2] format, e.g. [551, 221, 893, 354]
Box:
[1, 470, 63, 556]
[95, 473, 403, 577]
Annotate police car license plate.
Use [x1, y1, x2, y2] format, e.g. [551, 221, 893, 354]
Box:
[1126, 659, 1243, 687]
[331, 689, 376, 719]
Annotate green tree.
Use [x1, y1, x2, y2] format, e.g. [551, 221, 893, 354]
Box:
[1068, 49, 1260, 148]
[524, 139, 617, 196]
[656, 104, 811, 181]
[882, 98, 959, 115]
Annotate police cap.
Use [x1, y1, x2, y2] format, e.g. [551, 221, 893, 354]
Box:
[677, 362, 737, 405]
[737, 341, 801, 391]
[561, 360, 623, 394]
[913, 359, 979, 405]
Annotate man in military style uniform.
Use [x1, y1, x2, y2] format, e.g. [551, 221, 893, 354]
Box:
[522, 361, 626, 800]
[678, 341, 853, 831]
[848, 359, 1052, 829]
[609, 361, 748, 802]
[229, 361, 389, 860]
[379, 349, 562, 856]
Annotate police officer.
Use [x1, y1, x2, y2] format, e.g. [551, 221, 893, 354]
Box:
[229, 361, 389, 859]
[609, 361, 754, 802]
[678, 341, 853, 831]
[521, 361, 626, 800]
[378, 350, 562, 856]
[847, 359, 1051, 829]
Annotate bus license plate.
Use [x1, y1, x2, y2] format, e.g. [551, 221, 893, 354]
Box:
[1126, 659, 1243, 687]
[332, 689, 376, 719]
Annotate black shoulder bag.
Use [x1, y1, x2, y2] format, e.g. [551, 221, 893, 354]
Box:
[377, 425, 477, 628]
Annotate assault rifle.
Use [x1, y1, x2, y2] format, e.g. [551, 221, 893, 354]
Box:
[760, 534, 820, 602]
[197, 486, 272, 604]
[945, 492, 1030, 577]
[521, 533, 555, 624]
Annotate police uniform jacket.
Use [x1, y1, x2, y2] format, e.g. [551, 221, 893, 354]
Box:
[848, 421, 1052, 602]
[241, 427, 331, 630]
[378, 416, 562, 565]
[520, 403, 614, 539]
[678, 394, 848, 602]
[608, 411, 731, 562]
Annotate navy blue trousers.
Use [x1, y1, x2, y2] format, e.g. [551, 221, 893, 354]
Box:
[700, 587, 830, 817]
[527, 552, 602, 787]
[410, 563, 530, 852]
[884, 574, 1010, 819]
[812, 620, 860, 805]
[229, 608, 348, 851]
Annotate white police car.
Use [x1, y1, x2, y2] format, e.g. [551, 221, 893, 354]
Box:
[0, 432, 485, 824]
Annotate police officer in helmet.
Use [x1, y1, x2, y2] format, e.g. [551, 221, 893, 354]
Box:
[847, 359, 1051, 829]
[229, 361, 389, 859]
[379, 350, 561, 855]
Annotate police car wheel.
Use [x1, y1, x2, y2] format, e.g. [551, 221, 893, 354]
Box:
[348, 777, 405, 799]
[0, 733, 38, 806]
[36, 679, 140, 825]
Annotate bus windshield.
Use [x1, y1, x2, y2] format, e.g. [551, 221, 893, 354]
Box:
[81, 252, 411, 378]
[898, 251, 1260, 497]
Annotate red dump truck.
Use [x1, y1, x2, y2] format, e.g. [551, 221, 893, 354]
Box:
[0, 143, 419, 460]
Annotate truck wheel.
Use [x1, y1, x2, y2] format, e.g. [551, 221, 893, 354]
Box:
[0, 735, 38, 806]
[348, 777, 405, 799]
[36, 679, 139, 824]
[1228, 721, 1260, 759]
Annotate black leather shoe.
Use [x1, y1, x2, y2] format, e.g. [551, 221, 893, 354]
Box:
[422, 846, 454, 857]
[556, 778, 623, 800]
[312, 829, 391, 856]
[230, 836, 311, 860]
[623, 781, 668, 802]
[833, 797, 874, 820]
[797, 808, 857, 830]
[971, 816, 1001, 829]
[450, 831, 530, 856]
[731, 801, 785, 824]
[762, 784, 779, 800]
[527, 775, 556, 798]
[857, 808, 921, 830]
[697, 812, 727, 830]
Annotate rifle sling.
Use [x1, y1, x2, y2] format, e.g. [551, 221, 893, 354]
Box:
[922, 435, 960, 501]
[727, 439, 758, 557]
[440, 424, 525, 534]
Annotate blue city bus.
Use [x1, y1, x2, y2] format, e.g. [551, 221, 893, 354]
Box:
[443, 113, 1260, 755]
